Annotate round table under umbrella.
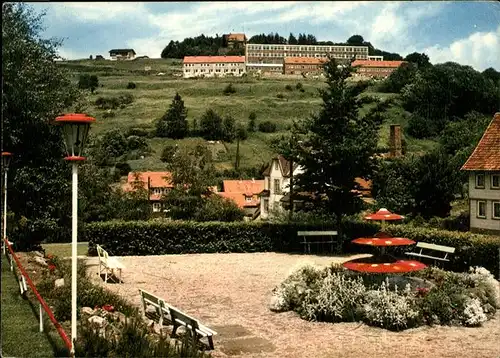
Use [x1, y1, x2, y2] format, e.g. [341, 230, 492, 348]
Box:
[352, 231, 415, 255]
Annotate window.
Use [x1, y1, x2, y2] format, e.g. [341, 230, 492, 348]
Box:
[492, 174, 500, 189]
[274, 179, 281, 194]
[274, 160, 279, 170]
[477, 201, 487, 218]
[153, 188, 161, 195]
[476, 173, 485, 188]
[493, 202, 500, 219]
[152, 203, 161, 212]
[267, 177, 271, 190]
[245, 196, 252, 202]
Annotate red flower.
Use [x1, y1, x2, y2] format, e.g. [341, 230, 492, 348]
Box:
[48, 264, 56, 273]
[102, 304, 115, 312]
[46, 254, 54, 260]
[416, 287, 430, 297]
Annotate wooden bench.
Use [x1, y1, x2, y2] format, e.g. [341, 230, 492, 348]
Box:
[139, 289, 217, 350]
[96, 244, 125, 283]
[405, 242, 455, 265]
[298, 231, 338, 254]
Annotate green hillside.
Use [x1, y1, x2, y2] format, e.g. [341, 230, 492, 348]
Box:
[59, 59, 439, 172]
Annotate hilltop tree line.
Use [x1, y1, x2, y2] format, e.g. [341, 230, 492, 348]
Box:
[160, 33, 402, 60]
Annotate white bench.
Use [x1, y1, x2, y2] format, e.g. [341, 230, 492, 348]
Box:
[96, 244, 125, 283]
[139, 289, 217, 350]
[405, 242, 455, 264]
[298, 231, 338, 254]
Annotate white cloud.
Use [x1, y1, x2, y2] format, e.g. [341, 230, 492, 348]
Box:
[54, 2, 146, 22]
[423, 26, 500, 71]
[56, 47, 91, 60]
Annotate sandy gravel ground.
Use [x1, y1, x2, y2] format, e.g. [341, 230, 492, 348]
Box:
[85, 253, 500, 358]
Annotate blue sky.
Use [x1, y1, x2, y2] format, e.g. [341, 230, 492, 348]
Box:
[32, 1, 500, 71]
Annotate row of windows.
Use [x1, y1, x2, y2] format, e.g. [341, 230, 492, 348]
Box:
[287, 65, 322, 69]
[185, 69, 242, 73]
[477, 201, 500, 219]
[475, 173, 500, 189]
[247, 52, 367, 59]
[184, 63, 242, 67]
[247, 45, 368, 52]
[358, 68, 395, 72]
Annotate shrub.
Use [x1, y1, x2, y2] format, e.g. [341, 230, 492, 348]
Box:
[285, 84, 293, 91]
[270, 264, 324, 312]
[126, 135, 149, 151]
[299, 88, 305, 93]
[295, 82, 303, 90]
[125, 127, 149, 137]
[258, 120, 277, 133]
[115, 162, 131, 176]
[276, 93, 285, 99]
[223, 83, 236, 95]
[301, 271, 366, 322]
[363, 279, 420, 330]
[126, 81, 136, 89]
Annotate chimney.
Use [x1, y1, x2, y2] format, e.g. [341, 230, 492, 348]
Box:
[389, 124, 402, 158]
[252, 178, 255, 183]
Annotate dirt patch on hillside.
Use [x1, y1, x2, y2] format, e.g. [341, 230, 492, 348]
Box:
[81, 252, 500, 358]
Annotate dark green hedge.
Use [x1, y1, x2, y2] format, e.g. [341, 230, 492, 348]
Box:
[84, 218, 500, 275]
[84, 218, 379, 256]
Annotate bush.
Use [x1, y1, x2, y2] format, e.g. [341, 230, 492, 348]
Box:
[125, 127, 149, 137]
[223, 83, 236, 95]
[115, 162, 131, 176]
[363, 280, 420, 330]
[126, 81, 136, 89]
[126, 135, 149, 151]
[258, 120, 277, 133]
[295, 82, 303, 90]
[276, 93, 285, 99]
[285, 84, 293, 91]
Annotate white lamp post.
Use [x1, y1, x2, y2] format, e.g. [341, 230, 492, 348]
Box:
[54, 113, 95, 354]
[2, 151, 12, 254]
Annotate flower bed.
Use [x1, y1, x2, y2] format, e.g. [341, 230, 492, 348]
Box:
[22, 252, 209, 357]
[270, 264, 500, 331]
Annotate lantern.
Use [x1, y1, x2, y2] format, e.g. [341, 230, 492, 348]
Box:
[54, 113, 95, 160]
[2, 152, 12, 171]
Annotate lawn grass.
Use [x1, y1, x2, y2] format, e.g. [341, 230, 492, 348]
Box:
[42, 242, 89, 258]
[60, 59, 439, 172]
[1, 255, 58, 357]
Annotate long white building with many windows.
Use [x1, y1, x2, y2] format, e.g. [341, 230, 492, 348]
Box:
[182, 56, 246, 78]
[245, 43, 369, 73]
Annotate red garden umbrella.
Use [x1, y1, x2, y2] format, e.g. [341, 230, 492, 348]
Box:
[365, 208, 404, 221]
[342, 255, 427, 273]
[351, 237, 415, 246]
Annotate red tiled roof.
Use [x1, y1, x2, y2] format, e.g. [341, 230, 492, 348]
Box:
[227, 33, 246, 42]
[123, 172, 173, 191]
[352, 60, 405, 68]
[222, 180, 265, 194]
[183, 56, 245, 64]
[217, 192, 260, 208]
[284, 57, 328, 65]
[461, 113, 500, 171]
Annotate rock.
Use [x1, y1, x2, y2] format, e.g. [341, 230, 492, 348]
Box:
[34, 256, 48, 267]
[33, 251, 44, 258]
[81, 307, 95, 316]
[54, 278, 65, 288]
[88, 315, 107, 328]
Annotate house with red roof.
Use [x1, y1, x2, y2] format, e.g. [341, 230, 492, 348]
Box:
[182, 56, 246, 78]
[217, 179, 265, 220]
[461, 112, 500, 235]
[122, 172, 174, 212]
[351, 60, 405, 79]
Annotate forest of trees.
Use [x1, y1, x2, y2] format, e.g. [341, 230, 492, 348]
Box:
[160, 32, 402, 60]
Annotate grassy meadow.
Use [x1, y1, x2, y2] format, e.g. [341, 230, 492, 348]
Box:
[59, 59, 438, 172]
